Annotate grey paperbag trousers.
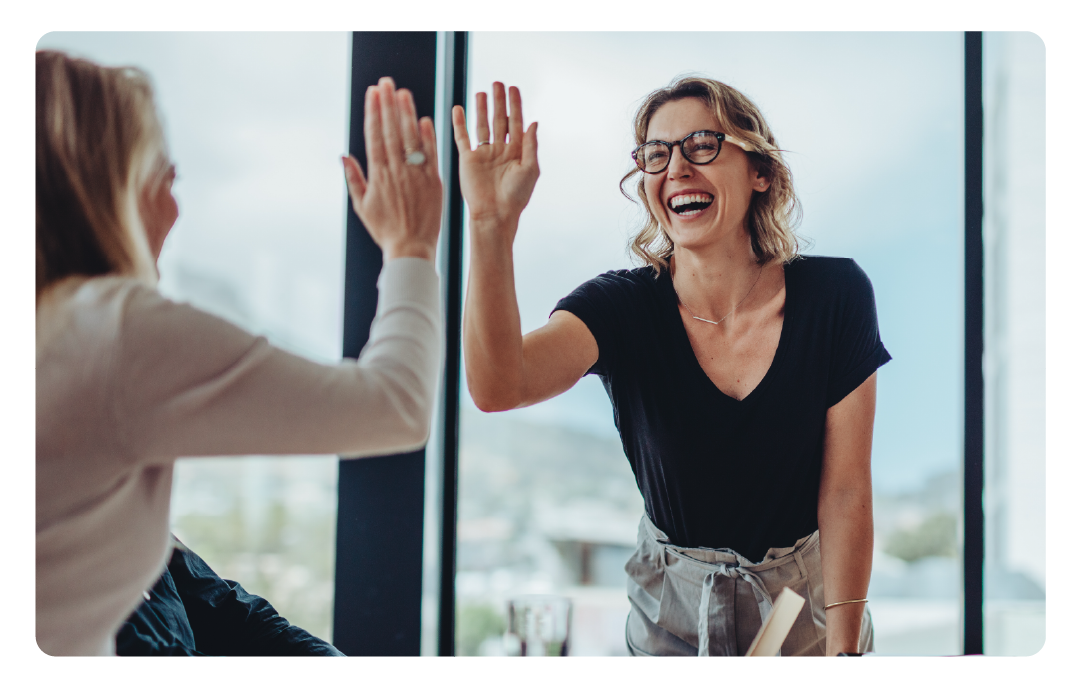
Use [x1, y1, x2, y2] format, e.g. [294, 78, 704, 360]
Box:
[624, 515, 874, 656]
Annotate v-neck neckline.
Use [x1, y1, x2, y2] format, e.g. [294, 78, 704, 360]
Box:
[664, 262, 792, 404]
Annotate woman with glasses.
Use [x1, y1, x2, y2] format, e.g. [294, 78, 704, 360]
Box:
[36, 52, 443, 655]
[453, 76, 889, 656]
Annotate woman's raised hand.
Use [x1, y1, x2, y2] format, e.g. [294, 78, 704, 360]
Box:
[342, 77, 442, 262]
[452, 83, 539, 232]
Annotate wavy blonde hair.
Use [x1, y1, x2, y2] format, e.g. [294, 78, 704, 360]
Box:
[620, 76, 803, 274]
[36, 50, 165, 299]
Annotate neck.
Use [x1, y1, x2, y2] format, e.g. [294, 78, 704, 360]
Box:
[669, 231, 762, 321]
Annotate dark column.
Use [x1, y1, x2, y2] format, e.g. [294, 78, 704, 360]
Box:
[962, 30, 985, 657]
[333, 31, 437, 657]
[437, 31, 468, 657]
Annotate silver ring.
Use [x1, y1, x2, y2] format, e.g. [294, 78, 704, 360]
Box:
[476, 141, 491, 146]
[405, 149, 426, 166]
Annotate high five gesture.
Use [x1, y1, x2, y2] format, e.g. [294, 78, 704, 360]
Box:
[343, 77, 442, 262]
[456, 83, 599, 413]
[452, 82, 540, 232]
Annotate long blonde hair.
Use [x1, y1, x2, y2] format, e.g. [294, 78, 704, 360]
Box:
[36, 50, 165, 299]
[621, 76, 803, 274]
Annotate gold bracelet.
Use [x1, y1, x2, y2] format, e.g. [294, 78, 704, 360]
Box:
[824, 598, 868, 610]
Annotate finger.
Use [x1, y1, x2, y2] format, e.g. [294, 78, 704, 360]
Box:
[508, 85, 524, 147]
[475, 91, 490, 144]
[364, 86, 388, 168]
[451, 105, 472, 155]
[342, 154, 367, 201]
[523, 122, 539, 172]
[492, 82, 508, 145]
[397, 88, 422, 157]
[419, 116, 438, 173]
[378, 77, 404, 166]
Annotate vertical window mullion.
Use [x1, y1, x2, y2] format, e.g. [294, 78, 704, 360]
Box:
[963, 29, 985, 656]
[437, 31, 469, 658]
[334, 31, 438, 656]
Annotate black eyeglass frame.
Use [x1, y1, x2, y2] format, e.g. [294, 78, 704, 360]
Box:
[630, 130, 752, 175]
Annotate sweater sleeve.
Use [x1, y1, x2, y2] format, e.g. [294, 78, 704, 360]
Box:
[112, 257, 442, 462]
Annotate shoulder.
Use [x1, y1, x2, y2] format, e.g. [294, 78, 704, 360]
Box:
[38, 274, 151, 314]
[37, 276, 152, 359]
[553, 267, 663, 347]
[786, 255, 876, 301]
[566, 266, 662, 301]
[786, 255, 870, 285]
[39, 277, 264, 388]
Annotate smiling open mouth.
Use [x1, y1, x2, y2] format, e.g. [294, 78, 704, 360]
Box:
[668, 193, 714, 216]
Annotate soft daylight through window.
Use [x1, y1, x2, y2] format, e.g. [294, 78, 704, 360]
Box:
[456, 32, 971, 656]
[36, 32, 351, 641]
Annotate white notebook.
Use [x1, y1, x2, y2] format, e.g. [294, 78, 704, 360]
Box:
[745, 587, 806, 657]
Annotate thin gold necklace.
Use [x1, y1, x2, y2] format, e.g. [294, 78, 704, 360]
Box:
[674, 264, 764, 326]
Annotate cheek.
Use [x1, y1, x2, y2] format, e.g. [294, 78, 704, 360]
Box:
[165, 192, 179, 225]
[644, 179, 667, 220]
[151, 187, 178, 225]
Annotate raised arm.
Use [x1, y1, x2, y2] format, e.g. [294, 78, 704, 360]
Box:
[818, 371, 877, 656]
[115, 78, 444, 461]
[453, 83, 597, 412]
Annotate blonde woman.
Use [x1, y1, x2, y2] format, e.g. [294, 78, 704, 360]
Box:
[35, 51, 444, 656]
[454, 77, 889, 656]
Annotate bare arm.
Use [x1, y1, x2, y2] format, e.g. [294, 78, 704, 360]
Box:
[455, 83, 597, 411]
[818, 371, 877, 656]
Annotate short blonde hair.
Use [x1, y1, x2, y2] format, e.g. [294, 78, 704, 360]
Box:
[36, 50, 165, 299]
[620, 76, 803, 274]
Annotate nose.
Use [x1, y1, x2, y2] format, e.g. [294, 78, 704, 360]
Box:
[667, 145, 694, 179]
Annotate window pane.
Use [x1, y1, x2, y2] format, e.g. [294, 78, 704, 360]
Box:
[37, 32, 350, 642]
[983, 32, 1046, 656]
[458, 32, 964, 656]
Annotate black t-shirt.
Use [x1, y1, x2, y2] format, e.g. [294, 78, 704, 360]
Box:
[554, 256, 891, 562]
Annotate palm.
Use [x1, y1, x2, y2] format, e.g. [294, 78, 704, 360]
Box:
[342, 79, 442, 262]
[460, 147, 536, 223]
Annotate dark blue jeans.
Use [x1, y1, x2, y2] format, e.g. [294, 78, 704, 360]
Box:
[115, 536, 344, 656]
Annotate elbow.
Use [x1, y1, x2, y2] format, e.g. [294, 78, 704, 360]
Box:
[465, 376, 518, 413]
[371, 366, 437, 450]
[472, 396, 515, 414]
[402, 408, 433, 447]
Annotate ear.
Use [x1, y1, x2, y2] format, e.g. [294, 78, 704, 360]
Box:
[751, 168, 771, 193]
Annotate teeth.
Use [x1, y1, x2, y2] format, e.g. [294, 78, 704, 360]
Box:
[669, 193, 713, 210]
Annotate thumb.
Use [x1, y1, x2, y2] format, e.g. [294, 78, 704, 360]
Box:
[343, 155, 367, 203]
[523, 122, 540, 172]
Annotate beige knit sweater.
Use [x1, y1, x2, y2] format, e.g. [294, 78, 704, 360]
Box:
[35, 258, 442, 656]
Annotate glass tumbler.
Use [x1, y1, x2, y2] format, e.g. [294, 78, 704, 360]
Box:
[504, 595, 572, 656]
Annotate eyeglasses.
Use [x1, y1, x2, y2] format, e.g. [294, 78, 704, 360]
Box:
[631, 130, 750, 175]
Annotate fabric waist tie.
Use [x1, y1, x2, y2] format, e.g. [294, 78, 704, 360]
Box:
[696, 563, 774, 656]
[637, 514, 815, 657]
